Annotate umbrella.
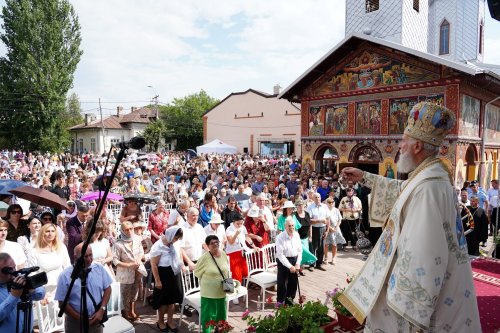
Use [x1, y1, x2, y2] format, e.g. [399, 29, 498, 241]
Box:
[0, 179, 26, 195]
[9, 186, 69, 211]
[80, 191, 124, 202]
[123, 192, 159, 204]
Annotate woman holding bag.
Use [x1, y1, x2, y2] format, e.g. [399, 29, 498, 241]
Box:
[195, 235, 230, 333]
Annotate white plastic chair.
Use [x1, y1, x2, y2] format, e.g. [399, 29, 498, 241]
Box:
[226, 255, 248, 310]
[178, 270, 201, 332]
[104, 281, 135, 333]
[34, 299, 65, 333]
[245, 249, 278, 310]
[262, 244, 278, 273]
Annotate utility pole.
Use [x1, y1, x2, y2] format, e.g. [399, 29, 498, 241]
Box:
[99, 98, 105, 153]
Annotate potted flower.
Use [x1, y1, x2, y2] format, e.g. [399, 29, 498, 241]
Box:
[204, 319, 234, 333]
[243, 299, 333, 333]
[325, 273, 361, 331]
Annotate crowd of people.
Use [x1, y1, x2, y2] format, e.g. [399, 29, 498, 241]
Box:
[0, 119, 498, 332]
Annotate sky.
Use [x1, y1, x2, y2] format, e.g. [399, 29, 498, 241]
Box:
[1, 1, 500, 117]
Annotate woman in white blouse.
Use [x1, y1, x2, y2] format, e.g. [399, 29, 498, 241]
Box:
[17, 217, 42, 264]
[82, 219, 115, 280]
[29, 223, 71, 301]
[203, 214, 226, 252]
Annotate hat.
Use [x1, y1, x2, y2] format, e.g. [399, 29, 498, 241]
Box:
[209, 214, 223, 224]
[167, 181, 175, 186]
[294, 198, 305, 206]
[404, 102, 455, 146]
[281, 200, 295, 209]
[232, 213, 244, 222]
[247, 207, 260, 218]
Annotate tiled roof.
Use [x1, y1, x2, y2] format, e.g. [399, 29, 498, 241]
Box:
[69, 107, 155, 130]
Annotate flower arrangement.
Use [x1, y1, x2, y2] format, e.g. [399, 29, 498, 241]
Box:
[325, 273, 355, 317]
[204, 319, 234, 333]
[243, 298, 330, 333]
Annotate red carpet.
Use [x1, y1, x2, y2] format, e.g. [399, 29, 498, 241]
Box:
[471, 258, 500, 333]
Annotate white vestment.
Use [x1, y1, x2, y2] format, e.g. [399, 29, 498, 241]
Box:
[340, 158, 481, 332]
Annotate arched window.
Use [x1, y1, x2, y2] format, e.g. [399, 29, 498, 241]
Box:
[365, 0, 379, 13]
[439, 20, 450, 55]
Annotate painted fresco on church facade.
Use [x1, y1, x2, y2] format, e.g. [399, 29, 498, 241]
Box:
[419, 93, 445, 106]
[389, 97, 417, 134]
[460, 95, 480, 138]
[485, 104, 500, 143]
[325, 103, 349, 135]
[315, 51, 440, 95]
[309, 106, 324, 136]
[356, 100, 381, 135]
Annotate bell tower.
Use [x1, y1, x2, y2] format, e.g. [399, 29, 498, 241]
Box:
[345, 0, 486, 62]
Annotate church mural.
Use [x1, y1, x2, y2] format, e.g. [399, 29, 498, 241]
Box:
[389, 97, 417, 134]
[460, 95, 480, 137]
[315, 51, 440, 95]
[325, 103, 349, 135]
[485, 104, 500, 143]
[309, 106, 324, 136]
[356, 100, 381, 135]
[418, 93, 444, 106]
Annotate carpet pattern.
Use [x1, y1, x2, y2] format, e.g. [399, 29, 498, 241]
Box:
[471, 258, 500, 333]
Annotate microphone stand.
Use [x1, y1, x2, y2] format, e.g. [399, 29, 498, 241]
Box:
[58, 147, 127, 333]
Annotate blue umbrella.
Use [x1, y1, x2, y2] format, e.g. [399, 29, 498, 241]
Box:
[0, 179, 26, 195]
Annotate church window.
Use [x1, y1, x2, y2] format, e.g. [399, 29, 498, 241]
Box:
[479, 21, 484, 54]
[365, 0, 379, 13]
[413, 0, 419, 12]
[439, 20, 450, 55]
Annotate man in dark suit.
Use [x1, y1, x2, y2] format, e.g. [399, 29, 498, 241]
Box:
[66, 201, 90, 264]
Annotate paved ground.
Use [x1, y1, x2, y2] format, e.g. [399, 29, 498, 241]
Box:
[132, 249, 366, 333]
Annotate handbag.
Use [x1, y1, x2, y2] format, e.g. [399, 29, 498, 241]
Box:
[209, 252, 234, 294]
[87, 289, 109, 324]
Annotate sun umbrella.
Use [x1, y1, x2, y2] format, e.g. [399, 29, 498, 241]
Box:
[80, 191, 123, 202]
[123, 192, 159, 204]
[0, 179, 26, 195]
[9, 186, 69, 211]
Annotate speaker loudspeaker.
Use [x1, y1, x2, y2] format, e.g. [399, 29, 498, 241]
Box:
[488, 0, 500, 21]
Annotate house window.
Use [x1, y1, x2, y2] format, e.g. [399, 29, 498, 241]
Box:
[110, 138, 120, 147]
[413, 0, 419, 12]
[365, 0, 379, 13]
[479, 21, 484, 54]
[439, 20, 450, 55]
[90, 138, 96, 152]
[78, 139, 83, 153]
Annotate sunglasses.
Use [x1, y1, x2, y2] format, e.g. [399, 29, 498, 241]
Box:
[11, 211, 22, 215]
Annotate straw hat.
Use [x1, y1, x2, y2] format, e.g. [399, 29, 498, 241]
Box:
[247, 207, 260, 218]
[209, 214, 223, 224]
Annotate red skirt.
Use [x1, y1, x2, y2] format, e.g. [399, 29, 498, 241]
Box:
[228, 250, 248, 283]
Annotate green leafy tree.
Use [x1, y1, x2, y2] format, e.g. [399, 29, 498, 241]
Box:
[0, 0, 83, 152]
[159, 90, 218, 151]
[143, 119, 166, 152]
[64, 92, 84, 127]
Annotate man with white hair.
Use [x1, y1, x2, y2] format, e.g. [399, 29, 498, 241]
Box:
[253, 192, 275, 231]
[340, 103, 480, 332]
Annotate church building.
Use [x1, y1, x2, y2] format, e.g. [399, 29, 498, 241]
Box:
[279, 0, 500, 188]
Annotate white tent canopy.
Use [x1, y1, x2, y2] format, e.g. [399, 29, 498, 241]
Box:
[196, 139, 237, 154]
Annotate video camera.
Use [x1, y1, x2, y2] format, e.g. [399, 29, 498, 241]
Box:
[1, 266, 48, 290]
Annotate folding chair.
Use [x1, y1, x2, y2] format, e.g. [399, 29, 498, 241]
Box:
[105, 281, 135, 333]
[34, 299, 65, 333]
[226, 254, 248, 311]
[245, 249, 278, 310]
[178, 270, 201, 332]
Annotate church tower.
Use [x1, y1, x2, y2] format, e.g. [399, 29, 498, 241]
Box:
[345, 0, 486, 62]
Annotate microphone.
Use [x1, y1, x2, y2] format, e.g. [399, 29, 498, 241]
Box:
[1, 266, 40, 275]
[115, 137, 146, 150]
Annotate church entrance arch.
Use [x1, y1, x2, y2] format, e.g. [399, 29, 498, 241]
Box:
[341, 143, 382, 174]
[465, 144, 478, 181]
[313, 144, 338, 174]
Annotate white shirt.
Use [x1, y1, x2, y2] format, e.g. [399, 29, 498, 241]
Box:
[149, 239, 182, 267]
[307, 202, 329, 227]
[253, 204, 275, 231]
[1, 240, 27, 268]
[328, 206, 343, 228]
[168, 208, 186, 226]
[179, 221, 206, 261]
[225, 224, 250, 254]
[204, 224, 226, 252]
[488, 188, 499, 209]
[275, 231, 302, 269]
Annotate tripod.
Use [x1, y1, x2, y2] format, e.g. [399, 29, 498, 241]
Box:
[15, 291, 33, 333]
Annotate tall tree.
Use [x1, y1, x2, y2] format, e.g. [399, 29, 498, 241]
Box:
[64, 92, 84, 127]
[0, 0, 83, 152]
[159, 90, 218, 151]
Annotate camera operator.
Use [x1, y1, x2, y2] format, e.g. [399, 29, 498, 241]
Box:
[0, 252, 45, 332]
[55, 243, 112, 333]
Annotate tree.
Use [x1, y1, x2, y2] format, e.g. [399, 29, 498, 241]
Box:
[0, 0, 83, 152]
[159, 90, 219, 151]
[143, 119, 166, 152]
[64, 92, 84, 127]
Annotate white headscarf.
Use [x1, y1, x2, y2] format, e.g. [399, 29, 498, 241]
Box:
[163, 226, 182, 274]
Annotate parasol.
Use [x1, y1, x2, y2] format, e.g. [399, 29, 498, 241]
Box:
[9, 186, 69, 211]
[0, 179, 26, 195]
[123, 192, 159, 204]
[80, 191, 124, 202]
